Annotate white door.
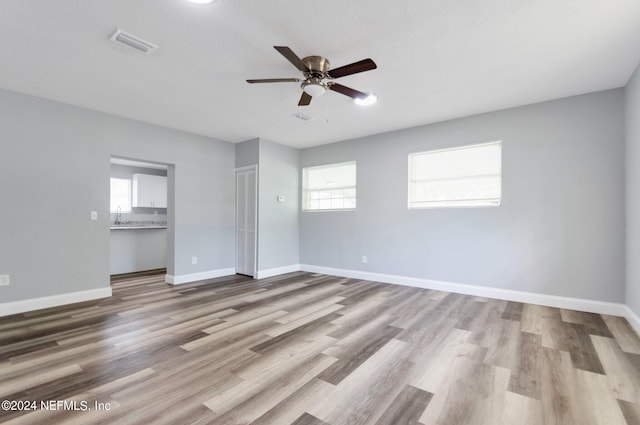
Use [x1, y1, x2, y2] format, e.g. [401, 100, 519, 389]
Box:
[236, 167, 257, 277]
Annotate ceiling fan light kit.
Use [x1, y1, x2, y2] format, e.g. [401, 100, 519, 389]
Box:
[302, 79, 327, 97]
[247, 46, 377, 107]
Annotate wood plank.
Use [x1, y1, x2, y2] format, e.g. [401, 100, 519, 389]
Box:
[308, 338, 414, 425]
[0, 271, 639, 425]
[560, 309, 614, 337]
[250, 379, 334, 425]
[590, 335, 640, 402]
[618, 399, 640, 425]
[373, 384, 432, 425]
[418, 358, 511, 425]
[508, 332, 542, 399]
[602, 315, 640, 354]
[291, 412, 331, 425]
[318, 324, 402, 385]
[501, 301, 524, 321]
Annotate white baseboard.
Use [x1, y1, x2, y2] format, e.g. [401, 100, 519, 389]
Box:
[0, 287, 112, 317]
[256, 264, 301, 279]
[623, 306, 640, 336]
[165, 268, 236, 285]
[299, 264, 628, 317]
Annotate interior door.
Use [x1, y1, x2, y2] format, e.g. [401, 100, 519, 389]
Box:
[235, 167, 257, 277]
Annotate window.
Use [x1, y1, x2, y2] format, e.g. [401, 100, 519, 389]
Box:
[408, 141, 501, 208]
[110, 178, 132, 213]
[303, 161, 356, 211]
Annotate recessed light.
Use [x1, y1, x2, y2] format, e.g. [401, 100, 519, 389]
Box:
[187, 0, 216, 4]
[354, 93, 378, 106]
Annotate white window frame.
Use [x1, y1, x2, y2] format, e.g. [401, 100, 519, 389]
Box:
[302, 161, 356, 211]
[408, 141, 502, 209]
[110, 177, 132, 213]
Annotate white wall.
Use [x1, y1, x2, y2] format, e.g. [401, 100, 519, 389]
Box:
[300, 90, 626, 303]
[626, 63, 640, 317]
[0, 88, 235, 306]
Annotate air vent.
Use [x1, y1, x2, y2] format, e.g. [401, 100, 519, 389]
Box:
[110, 29, 158, 54]
[292, 112, 314, 121]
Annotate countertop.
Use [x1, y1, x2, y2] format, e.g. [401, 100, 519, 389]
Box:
[110, 221, 167, 230]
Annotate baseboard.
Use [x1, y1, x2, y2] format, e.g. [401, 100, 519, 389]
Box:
[623, 306, 640, 336]
[110, 268, 167, 282]
[256, 264, 301, 279]
[299, 264, 628, 317]
[165, 268, 236, 285]
[0, 287, 112, 317]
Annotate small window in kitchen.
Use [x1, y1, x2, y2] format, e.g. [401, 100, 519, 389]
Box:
[110, 178, 132, 213]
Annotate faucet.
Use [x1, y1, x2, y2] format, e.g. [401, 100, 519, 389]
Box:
[115, 206, 122, 225]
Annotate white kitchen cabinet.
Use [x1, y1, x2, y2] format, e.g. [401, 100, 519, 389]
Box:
[132, 173, 167, 208]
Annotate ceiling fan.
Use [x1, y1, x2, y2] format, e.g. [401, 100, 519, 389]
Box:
[247, 46, 377, 106]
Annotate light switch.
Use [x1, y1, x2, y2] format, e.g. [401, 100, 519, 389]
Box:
[277, 195, 285, 203]
[90, 211, 98, 220]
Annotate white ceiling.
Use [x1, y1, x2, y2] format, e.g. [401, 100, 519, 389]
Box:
[1, 1, 639, 149]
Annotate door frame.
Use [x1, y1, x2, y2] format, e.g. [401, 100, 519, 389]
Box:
[235, 165, 258, 277]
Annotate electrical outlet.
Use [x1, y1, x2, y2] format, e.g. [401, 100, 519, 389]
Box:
[362, 256, 368, 264]
[90, 211, 98, 221]
[0, 274, 10, 286]
[191, 256, 198, 265]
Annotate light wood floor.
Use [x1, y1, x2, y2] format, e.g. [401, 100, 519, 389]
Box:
[1, 272, 640, 424]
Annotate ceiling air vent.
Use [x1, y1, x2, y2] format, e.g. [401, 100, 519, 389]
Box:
[292, 112, 314, 121]
[110, 29, 158, 54]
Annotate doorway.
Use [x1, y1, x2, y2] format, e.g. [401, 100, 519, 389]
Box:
[109, 157, 171, 279]
[235, 166, 257, 277]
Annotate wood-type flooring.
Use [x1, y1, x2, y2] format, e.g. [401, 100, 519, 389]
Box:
[1, 272, 640, 424]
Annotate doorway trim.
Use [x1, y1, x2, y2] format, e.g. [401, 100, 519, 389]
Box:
[235, 165, 258, 277]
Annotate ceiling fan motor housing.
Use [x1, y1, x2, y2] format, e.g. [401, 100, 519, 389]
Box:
[301, 56, 331, 96]
[302, 56, 331, 75]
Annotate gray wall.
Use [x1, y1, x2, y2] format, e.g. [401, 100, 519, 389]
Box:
[257, 139, 300, 271]
[235, 138, 259, 168]
[626, 63, 640, 316]
[104, 108, 235, 278]
[110, 229, 167, 274]
[234, 138, 299, 273]
[300, 90, 626, 303]
[0, 88, 235, 304]
[0, 85, 630, 309]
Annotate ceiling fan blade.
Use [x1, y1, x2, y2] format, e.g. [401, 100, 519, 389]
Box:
[298, 92, 312, 106]
[274, 46, 309, 72]
[329, 83, 368, 100]
[327, 58, 377, 79]
[246, 78, 301, 83]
